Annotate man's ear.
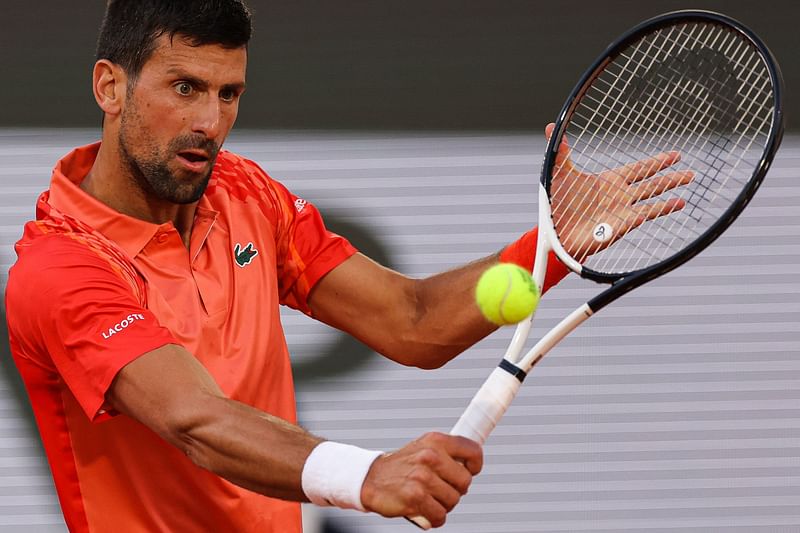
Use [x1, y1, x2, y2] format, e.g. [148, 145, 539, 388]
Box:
[92, 59, 128, 116]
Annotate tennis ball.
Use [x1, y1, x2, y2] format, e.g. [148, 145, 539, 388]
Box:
[475, 263, 540, 326]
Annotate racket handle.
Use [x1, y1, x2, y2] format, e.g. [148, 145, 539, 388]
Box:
[406, 366, 523, 529]
[450, 366, 523, 444]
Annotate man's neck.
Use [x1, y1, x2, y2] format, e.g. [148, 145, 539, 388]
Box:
[80, 141, 197, 248]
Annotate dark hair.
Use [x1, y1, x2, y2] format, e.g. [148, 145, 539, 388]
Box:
[96, 0, 252, 81]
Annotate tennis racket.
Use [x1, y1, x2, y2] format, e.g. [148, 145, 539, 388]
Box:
[409, 10, 783, 529]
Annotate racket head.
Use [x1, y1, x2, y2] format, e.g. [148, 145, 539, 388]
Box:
[540, 10, 784, 285]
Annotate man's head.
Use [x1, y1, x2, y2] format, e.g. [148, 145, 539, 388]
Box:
[93, 0, 252, 205]
[96, 0, 252, 86]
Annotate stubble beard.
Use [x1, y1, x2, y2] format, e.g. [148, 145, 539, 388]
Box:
[117, 102, 219, 205]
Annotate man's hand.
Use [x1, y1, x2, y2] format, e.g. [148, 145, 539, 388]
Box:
[360, 432, 483, 528]
[545, 123, 694, 263]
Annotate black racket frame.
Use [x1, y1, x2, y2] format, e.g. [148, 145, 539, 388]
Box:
[540, 10, 785, 313]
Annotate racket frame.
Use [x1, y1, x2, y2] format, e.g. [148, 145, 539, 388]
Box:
[542, 10, 785, 293]
[406, 10, 783, 530]
[520, 10, 785, 371]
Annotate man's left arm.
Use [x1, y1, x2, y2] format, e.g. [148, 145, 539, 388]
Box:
[257, 156, 564, 369]
[308, 251, 507, 369]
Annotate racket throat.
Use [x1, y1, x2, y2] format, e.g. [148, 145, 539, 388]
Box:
[498, 359, 527, 383]
[521, 303, 594, 373]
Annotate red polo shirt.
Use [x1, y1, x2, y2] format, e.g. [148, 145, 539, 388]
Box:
[5, 143, 357, 532]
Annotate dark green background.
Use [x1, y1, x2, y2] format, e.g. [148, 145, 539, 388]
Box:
[1, 0, 795, 130]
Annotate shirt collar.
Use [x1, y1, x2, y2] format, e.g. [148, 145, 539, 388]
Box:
[46, 142, 218, 258]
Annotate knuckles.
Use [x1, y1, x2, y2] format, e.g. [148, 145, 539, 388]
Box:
[399, 482, 428, 509]
[407, 464, 435, 486]
[418, 431, 448, 446]
[414, 447, 441, 468]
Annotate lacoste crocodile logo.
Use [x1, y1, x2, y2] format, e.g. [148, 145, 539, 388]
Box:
[234, 242, 259, 267]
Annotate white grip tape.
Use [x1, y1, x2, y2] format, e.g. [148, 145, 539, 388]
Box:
[450, 366, 523, 445]
[302, 441, 384, 511]
[408, 366, 523, 530]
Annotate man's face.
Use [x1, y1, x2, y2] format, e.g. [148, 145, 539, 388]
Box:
[117, 35, 247, 204]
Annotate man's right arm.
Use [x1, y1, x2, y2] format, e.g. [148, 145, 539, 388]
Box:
[8, 232, 481, 527]
[108, 342, 482, 527]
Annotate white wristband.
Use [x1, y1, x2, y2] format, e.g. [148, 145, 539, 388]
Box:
[301, 441, 384, 511]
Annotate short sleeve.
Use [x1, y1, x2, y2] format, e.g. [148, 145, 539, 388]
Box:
[6, 234, 179, 421]
[237, 159, 358, 314]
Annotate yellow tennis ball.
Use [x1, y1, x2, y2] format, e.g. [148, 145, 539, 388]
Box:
[476, 263, 540, 326]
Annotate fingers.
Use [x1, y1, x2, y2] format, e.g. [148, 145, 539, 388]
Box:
[610, 151, 681, 184]
[360, 432, 482, 527]
[435, 433, 483, 476]
[409, 433, 482, 512]
[545, 123, 578, 176]
[632, 197, 687, 227]
[631, 170, 694, 202]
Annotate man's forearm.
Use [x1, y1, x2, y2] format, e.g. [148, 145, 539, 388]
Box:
[110, 344, 322, 501]
[174, 394, 321, 501]
[110, 346, 480, 524]
[406, 254, 501, 368]
[309, 232, 570, 370]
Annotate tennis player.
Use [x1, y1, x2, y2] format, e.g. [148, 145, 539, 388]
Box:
[4, 1, 576, 532]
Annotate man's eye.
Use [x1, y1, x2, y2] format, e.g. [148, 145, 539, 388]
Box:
[220, 89, 236, 102]
[175, 82, 193, 96]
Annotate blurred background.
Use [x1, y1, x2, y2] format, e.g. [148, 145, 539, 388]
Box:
[2, 0, 798, 131]
[1, 1, 798, 532]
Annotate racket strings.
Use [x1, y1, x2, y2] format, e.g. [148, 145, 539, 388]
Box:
[549, 34, 661, 262]
[607, 44, 771, 209]
[614, 27, 774, 166]
[555, 30, 769, 266]
[569, 69, 767, 222]
[579, 60, 772, 164]
[551, 24, 703, 261]
[639, 43, 774, 268]
[613, 29, 772, 121]
[567, 24, 738, 212]
[567, 82, 765, 274]
[548, 20, 775, 275]
[551, 27, 692, 263]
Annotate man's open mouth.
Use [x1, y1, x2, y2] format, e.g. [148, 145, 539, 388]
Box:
[178, 150, 209, 163]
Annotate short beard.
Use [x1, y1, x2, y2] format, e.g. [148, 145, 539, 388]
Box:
[118, 103, 219, 205]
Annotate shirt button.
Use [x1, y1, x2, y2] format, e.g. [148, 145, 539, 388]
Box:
[156, 233, 169, 244]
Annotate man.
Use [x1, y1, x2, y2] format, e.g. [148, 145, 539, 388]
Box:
[4, 1, 690, 531]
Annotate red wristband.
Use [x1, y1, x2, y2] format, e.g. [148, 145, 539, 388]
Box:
[499, 227, 570, 294]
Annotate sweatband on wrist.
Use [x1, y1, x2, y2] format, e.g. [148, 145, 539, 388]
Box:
[499, 227, 570, 293]
[301, 441, 384, 511]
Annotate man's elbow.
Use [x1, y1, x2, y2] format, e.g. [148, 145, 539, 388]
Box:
[160, 395, 223, 470]
[379, 338, 462, 370]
